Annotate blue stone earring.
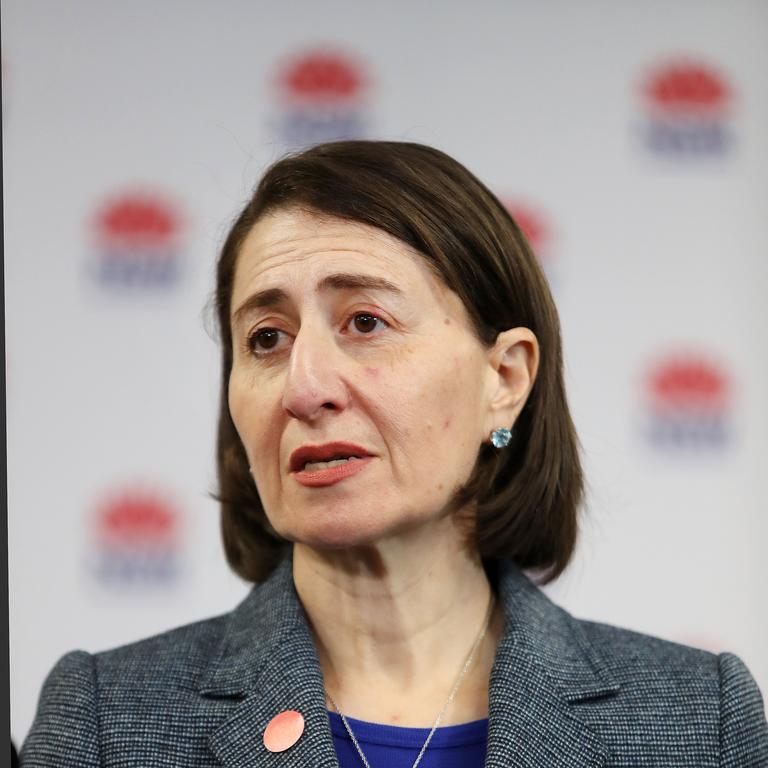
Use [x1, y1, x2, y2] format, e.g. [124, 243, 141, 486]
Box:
[490, 427, 513, 448]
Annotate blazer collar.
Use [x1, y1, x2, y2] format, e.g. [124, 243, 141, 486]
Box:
[200, 556, 620, 767]
[484, 561, 619, 767]
[201, 556, 339, 767]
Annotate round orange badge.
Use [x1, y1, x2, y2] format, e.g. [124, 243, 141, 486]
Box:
[263, 710, 305, 752]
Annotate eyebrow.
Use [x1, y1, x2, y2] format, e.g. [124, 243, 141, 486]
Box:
[231, 272, 404, 327]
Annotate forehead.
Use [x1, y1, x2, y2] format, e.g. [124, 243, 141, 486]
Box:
[231, 208, 445, 306]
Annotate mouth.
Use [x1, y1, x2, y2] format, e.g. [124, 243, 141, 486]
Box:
[302, 456, 362, 472]
[289, 442, 373, 473]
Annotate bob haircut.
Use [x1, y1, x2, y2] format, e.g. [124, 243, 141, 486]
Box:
[214, 140, 582, 586]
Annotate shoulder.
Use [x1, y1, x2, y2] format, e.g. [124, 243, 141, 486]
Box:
[497, 558, 768, 758]
[21, 650, 101, 766]
[575, 615, 720, 682]
[91, 608, 232, 693]
[571, 616, 768, 762]
[21, 609, 237, 767]
[21, 561, 300, 766]
[33, 608, 235, 696]
[572, 613, 759, 702]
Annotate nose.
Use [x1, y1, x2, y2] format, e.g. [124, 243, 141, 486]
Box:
[281, 325, 350, 421]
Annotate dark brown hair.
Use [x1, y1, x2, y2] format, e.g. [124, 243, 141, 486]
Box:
[214, 140, 582, 585]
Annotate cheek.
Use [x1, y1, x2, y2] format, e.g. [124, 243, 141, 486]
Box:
[382, 349, 484, 453]
[228, 368, 257, 432]
[227, 375, 247, 443]
[227, 369, 278, 464]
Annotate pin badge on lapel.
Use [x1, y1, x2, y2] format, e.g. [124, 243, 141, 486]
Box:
[264, 710, 305, 752]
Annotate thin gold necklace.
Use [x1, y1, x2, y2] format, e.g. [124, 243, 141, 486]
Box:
[326, 593, 496, 768]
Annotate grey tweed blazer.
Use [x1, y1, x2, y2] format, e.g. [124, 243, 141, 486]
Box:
[21, 556, 768, 767]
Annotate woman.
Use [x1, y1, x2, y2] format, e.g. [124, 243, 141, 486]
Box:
[22, 141, 767, 767]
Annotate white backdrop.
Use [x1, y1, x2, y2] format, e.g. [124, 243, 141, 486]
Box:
[5, 0, 767, 745]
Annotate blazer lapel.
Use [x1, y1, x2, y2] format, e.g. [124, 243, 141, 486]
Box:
[485, 561, 620, 767]
[199, 558, 339, 768]
[198, 555, 620, 768]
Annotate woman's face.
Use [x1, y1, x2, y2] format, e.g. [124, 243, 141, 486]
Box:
[228, 208, 503, 549]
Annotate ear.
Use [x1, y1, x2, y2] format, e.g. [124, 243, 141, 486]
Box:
[483, 327, 539, 440]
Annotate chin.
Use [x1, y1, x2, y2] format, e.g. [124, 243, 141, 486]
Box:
[294, 520, 389, 551]
[267, 492, 446, 551]
[287, 508, 439, 554]
[271, 503, 391, 549]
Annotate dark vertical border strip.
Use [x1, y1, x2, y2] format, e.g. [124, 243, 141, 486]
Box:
[0, 8, 12, 763]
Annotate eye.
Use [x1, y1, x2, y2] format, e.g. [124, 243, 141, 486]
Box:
[349, 312, 387, 334]
[247, 327, 284, 354]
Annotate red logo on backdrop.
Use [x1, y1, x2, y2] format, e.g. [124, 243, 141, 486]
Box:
[640, 59, 733, 156]
[644, 62, 730, 116]
[272, 48, 370, 147]
[644, 354, 731, 447]
[503, 200, 556, 284]
[277, 51, 365, 105]
[89, 191, 184, 289]
[90, 488, 183, 585]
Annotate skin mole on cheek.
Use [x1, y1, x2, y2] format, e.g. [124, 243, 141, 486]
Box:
[443, 417, 452, 429]
[364, 366, 379, 378]
[443, 318, 451, 325]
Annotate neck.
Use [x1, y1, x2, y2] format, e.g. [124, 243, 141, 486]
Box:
[292, 518, 504, 726]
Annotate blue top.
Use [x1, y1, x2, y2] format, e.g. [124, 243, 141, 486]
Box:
[328, 711, 488, 767]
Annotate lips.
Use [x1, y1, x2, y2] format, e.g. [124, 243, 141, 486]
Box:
[289, 442, 373, 473]
[288, 442, 375, 488]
